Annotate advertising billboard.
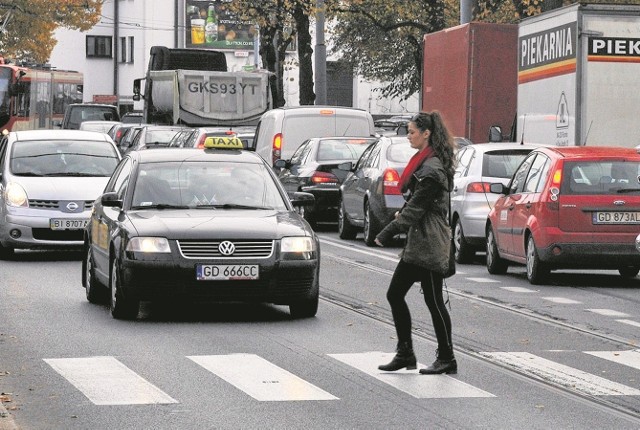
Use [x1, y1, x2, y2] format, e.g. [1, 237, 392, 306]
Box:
[185, 0, 256, 50]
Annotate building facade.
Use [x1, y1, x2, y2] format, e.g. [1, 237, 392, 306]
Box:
[49, 0, 417, 117]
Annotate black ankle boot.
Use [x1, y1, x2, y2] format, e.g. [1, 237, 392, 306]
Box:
[378, 341, 417, 371]
[419, 349, 457, 375]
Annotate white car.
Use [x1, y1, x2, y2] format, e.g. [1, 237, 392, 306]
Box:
[79, 120, 122, 133]
[0, 130, 121, 258]
[451, 142, 543, 263]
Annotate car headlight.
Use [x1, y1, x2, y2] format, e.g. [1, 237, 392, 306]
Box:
[5, 182, 28, 208]
[281, 236, 316, 260]
[126, 237, 171, 253]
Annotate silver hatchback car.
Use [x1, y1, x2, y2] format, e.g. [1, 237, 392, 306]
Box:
[451, 142, 542, 263]
[0, 130, 121, 258]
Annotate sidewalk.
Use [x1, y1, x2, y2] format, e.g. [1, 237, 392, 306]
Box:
[0, 401, 18, 430]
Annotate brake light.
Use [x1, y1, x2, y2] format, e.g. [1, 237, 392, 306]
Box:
[466, 182, 491, 193]
[197, 134, 207, 149]
[272, 133, 282, 164]
[311, 171, 339, 184]
[383, 168, 401, 195]
[551, 168, 562, 187]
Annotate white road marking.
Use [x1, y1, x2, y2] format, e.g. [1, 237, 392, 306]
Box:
[501, 286, 537, 293]
[586, 309, 630, 317]
[585, 349, 640, 371]
[188, 354, 338, 401]
[44, 356, 177, 405]
[466, 277, 501, 283]
[329, 352, 494, 399]
[480, 352, 640, 396]
[616, 319, 640, 328]
[541, 297, 581, 304]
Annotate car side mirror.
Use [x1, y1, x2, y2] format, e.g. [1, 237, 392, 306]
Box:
[101, 192, 123, 208]
[274, 159, 288, 169]
[489, 126, 503, 142]
[489, 183, 508, 194]
[291, 191, 315, 207]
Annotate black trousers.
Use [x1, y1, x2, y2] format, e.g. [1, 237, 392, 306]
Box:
[386, 259, 453, 356]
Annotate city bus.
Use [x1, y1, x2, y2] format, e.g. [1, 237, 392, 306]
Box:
[0, 59, 84, 132]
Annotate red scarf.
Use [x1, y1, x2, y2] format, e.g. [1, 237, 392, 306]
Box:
[399, 146, 434, 193]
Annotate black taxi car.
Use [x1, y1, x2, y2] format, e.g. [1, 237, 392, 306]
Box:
[82, 137, 319, 319]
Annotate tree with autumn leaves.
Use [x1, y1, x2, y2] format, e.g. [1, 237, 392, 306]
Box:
[0, 0, 102, 64]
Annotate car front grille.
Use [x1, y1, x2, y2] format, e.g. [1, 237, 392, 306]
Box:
[177, 240, 274, 259]
[28, 200, 94, 210]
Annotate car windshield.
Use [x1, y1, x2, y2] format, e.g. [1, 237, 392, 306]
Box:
[563, 160, 640, 195]
[144, 129, 183, 146]
[482, 150, 532, 178]
[316, 138, 376, 161]
[386, 139, 417, 163]
[10, 140, 119, 177]
[131, 161, 289, 210]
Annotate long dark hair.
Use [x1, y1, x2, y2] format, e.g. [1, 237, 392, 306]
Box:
[410, 111, 456, 186]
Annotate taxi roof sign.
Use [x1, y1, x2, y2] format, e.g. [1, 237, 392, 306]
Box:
[204, 136, 244, 149]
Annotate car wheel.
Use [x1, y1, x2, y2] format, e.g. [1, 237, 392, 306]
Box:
[363, 201, 381, 247]
[454, 218, 475, 264]
[338, 198, 358, 240]
[289, 294, 319, 318]
[618, 266, 640, 278]
[84, 246, 106, 304]
[526, 236, 549, 285]
[486, 226, 508, 274]
[110, 258, 139, 320]
[0, 243, 14, 260]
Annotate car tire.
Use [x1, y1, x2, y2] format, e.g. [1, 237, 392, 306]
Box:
[338, 198, 358, 240]
[0, 243, 14, 260]
[363, 201, 381, 247]
[83, 245, 106, 304]
[486, 226, 508, 275]
[618, 266, 640, 278]
[110, 258, 139, 320]
[289, 295, 319, 318]
[454, 218, 475, 264]
[526, 235, 549, 285]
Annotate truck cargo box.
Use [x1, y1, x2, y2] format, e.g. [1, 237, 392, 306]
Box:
[421, 23, 518, 144]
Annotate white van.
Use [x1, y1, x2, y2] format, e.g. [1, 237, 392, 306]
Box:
[253, 106, 376, 166]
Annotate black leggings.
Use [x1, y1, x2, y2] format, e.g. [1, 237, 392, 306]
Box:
[386, 259, 453, 353]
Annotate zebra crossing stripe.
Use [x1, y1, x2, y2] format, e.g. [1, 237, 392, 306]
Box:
[43, 356, 178, 405]
[187, 354, 338, 401]
[585, 349, 640, 371]
[328, 352, 494, 399]
[480, 352, 640, 396]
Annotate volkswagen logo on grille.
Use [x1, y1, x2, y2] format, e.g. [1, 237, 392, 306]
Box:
[66, 201, 79, 211]
[218, 241, 235, 256]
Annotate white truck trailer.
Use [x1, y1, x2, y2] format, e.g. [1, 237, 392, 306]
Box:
[516, 3, 640, 147]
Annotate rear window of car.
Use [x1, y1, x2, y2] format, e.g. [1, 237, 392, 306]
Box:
[386, 139, 415, 163]
[316, 138, 376, 161]
[482, 150, 532, 178]
[562, 160, 640, 195]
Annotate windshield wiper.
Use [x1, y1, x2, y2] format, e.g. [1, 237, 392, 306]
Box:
[216, 203, 270, 210]
[131, 204, 190, 209]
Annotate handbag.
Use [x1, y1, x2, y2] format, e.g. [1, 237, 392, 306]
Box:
[443, 187, 456, 278]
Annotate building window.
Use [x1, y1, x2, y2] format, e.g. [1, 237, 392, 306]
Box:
[86, 36, 112, 58]
[128, 37, 135, 63]
[120, 37, 127, 63]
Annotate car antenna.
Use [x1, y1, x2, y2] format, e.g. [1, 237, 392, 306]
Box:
[582, 120, 593, 146]
[520, 114, 527, 145]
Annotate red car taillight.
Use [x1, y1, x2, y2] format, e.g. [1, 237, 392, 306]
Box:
[196, 134, 207, 149]
[311, 171, 339, 184]
[382, 168, 401, 195]
[546, 167, 563, 211]
[466, 182, 492, 193]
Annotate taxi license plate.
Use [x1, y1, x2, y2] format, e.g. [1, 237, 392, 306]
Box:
[593, 211, 640, 224]
[196, 265, 259, 281]
[50, 218, 89, 230]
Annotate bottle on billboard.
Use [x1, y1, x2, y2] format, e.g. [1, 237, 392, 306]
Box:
[205, 4, 218, 43]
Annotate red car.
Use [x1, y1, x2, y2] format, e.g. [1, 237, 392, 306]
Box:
[486, 146, 640, 284]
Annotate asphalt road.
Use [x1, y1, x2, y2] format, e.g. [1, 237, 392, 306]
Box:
[1, 229, 640, 429]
